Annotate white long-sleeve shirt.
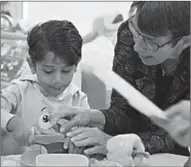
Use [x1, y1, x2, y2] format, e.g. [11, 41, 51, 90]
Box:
[1, 75, 89, 130]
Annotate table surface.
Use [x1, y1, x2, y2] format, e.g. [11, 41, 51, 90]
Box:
[1, 153, 188, 167]
[143, 153, 188, 166]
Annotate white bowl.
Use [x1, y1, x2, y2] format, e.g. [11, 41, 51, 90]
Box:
[36, 154, 89, 166]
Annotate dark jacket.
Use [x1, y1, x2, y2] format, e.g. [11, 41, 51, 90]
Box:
[102, 20, 190, 156]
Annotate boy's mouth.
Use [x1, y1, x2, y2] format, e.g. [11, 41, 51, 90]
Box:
[51, 86, 64, 92]
[53, 87, 62, 91]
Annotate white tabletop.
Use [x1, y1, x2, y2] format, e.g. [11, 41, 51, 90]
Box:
[143, 153, 188, 166]
[1, 153, 188, 166]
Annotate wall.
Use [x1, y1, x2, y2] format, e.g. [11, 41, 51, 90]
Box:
[23, 2, 132, 35]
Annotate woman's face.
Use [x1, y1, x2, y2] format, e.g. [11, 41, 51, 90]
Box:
[129, 16, 184, 66]
[34, 52, 76, 97]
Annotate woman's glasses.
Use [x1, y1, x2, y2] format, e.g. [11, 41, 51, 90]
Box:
[128, 16, 181, 52]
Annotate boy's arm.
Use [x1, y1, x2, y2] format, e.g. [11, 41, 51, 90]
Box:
[1, 82, 22, 131]
[1, 82, 33, 147]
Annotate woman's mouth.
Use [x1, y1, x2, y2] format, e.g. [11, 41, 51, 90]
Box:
[139, 55, 153, 59]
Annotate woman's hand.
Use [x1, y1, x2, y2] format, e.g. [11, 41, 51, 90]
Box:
[63, 136, 85, 154]
[49, 107, 106, 134]
[151, 100, 190, 147]
[165, 100, 190, 147]
[67, 127, 112, 155]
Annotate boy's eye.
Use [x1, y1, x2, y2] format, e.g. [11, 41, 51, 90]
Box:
[44, 70, 53, 74]
[62, 70, 70, 73]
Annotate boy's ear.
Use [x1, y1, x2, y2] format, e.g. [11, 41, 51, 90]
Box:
[27, 57, 36, 74]
[75, 58, 81, 72]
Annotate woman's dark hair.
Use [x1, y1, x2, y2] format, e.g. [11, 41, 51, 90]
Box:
[27, 20, 82, 66]
[129, 1, 190, 38]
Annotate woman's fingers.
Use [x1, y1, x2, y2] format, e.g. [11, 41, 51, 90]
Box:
[71, 133, 88, 142]
[60, 117, 82, 133]
[63, 137, 70, 149]
[68, 140, 75, 153]
[57, 119, 69, 126]
[50, 108, 91, 133]
[84, 145, 107, 155]
[74, 137, 98, 147]
[49, 107, 78, 125]
[67, 127, 85, 137]
[70, 128, 95, 142]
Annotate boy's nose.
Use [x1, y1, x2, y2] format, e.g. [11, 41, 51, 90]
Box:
[54, 73, 62, 82]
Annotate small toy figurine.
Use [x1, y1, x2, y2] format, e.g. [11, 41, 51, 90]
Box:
[38, 109, 52, 130]
[33, 107, 68, 154]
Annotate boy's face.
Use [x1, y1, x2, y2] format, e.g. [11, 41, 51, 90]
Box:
[129, 15, 186, 66]
[34, 52, 76, 97]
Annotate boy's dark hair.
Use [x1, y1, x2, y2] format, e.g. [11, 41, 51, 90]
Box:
[27, 20, 82, 66]
[130, 1, 190, 38]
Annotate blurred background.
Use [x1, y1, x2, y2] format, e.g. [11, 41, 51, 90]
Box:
[1, 1, 132, 110]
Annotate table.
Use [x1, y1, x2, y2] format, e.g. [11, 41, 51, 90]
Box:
[1, 153, 188, 166]
[143, 153, 188, 166]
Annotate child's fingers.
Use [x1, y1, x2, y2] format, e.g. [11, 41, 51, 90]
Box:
[33, 127, 41, 135]
[57, 119, 69, 133]
[40, 145, 48, 154]
[14, 129, 33, 146]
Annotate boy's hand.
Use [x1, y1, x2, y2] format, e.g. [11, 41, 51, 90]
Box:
[6, 116, 33, 146]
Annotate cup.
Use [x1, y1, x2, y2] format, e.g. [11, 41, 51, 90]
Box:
[20, 145, 42, 167]
[36, 154, 89, 166]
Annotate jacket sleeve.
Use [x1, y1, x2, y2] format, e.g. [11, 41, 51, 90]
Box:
[1, 81, 22, 130]
[101, 21, 147, 135]
[101, 21, 189, 155]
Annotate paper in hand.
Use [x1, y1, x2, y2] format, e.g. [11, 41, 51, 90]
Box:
[92, 67, 167, 120]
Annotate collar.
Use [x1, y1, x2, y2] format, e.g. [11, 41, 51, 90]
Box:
[20, 74, 79, 101]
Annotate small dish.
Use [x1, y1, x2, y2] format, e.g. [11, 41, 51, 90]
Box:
[20, 146, 41, 167]
[36, 154, 89, 166]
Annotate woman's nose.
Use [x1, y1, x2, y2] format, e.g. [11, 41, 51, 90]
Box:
[134, 37, 148, 52]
